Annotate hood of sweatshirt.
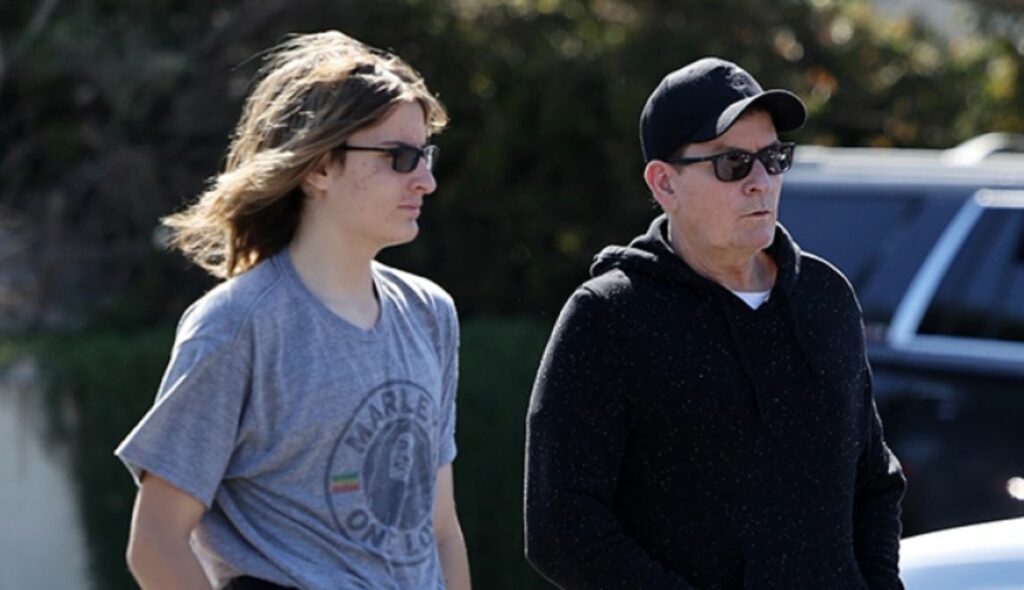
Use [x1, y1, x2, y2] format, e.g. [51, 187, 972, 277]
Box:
[590, 214, 801, 297]
[589, 215, 821, 416]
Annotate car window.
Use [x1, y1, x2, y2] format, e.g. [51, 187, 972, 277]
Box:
[918, 208, 1024, 342]
[780, 185, 960, 328]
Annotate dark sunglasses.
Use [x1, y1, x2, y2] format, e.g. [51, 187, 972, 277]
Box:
[336, 143, 439, 173]
[667, 142, 796, 182]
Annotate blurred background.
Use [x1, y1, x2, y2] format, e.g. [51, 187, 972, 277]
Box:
[1, 0, 1023, 588]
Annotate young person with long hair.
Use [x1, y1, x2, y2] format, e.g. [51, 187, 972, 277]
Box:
[116, 31, 470, 590]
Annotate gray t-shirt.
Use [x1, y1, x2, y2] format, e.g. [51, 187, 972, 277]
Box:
[116, 251, 459, 589]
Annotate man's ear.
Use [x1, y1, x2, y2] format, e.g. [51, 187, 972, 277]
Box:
[643, 161, 679, 212]
[301, 153, 333, 198]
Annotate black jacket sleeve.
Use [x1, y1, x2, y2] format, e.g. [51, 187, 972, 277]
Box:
[853, 364, 907, 590]
[524, 288, 697, 589]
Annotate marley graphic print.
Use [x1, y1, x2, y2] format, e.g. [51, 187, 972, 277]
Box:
[327, 380, 439, 565]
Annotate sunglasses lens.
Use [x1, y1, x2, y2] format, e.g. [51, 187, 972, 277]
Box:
[764, 144, 795, 175]
[777, 144, 794, 172]
[423, 145, 438, 171]
[715, 152, 754, 181]
[391, 145, 438, 173]
[392, 147, 419, 173]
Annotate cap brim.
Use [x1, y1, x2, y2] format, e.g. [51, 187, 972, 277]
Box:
[714, 90, 806, 138]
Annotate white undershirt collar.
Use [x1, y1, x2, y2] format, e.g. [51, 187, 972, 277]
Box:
[729, 288, 771, 310]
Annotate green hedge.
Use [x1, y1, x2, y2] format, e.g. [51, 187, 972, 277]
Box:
[17, 315, 554, 589]
[454, 317, 554, 589]
[26, 328, 176, 590]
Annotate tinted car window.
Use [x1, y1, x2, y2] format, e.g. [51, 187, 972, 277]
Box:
[780, 185, 960, 328]
[919, 208, 1024, 342]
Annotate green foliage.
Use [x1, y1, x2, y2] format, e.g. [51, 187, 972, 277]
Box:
[4, 0, 1023, 326]
[23, 328, 176, 590]
[454, 317, 553, 588]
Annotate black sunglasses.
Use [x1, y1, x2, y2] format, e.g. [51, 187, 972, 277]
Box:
[336, 143, 439, 173]
[667, 142, 796, 182]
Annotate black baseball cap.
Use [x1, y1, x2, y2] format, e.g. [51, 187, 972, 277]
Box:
[639, 57, 807, 163]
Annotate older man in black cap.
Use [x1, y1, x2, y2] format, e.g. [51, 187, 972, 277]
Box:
[524, 57, 906, 589]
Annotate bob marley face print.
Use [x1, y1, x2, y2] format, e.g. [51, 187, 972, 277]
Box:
[327, 380, 440, 565]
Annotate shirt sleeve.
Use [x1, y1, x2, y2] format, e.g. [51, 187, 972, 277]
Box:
[436, 295, 459, 468]
[853, 362, 907, 590]
[114, 333, 252, 508]
[525, 287, 698, 589]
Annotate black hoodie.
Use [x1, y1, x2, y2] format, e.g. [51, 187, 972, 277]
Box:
[525, 215, 905, 590]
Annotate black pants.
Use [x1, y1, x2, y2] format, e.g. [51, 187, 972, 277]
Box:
[224, 576, 296, 590]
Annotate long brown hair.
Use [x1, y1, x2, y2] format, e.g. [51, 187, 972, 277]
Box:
[163, 31, 448, 278]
